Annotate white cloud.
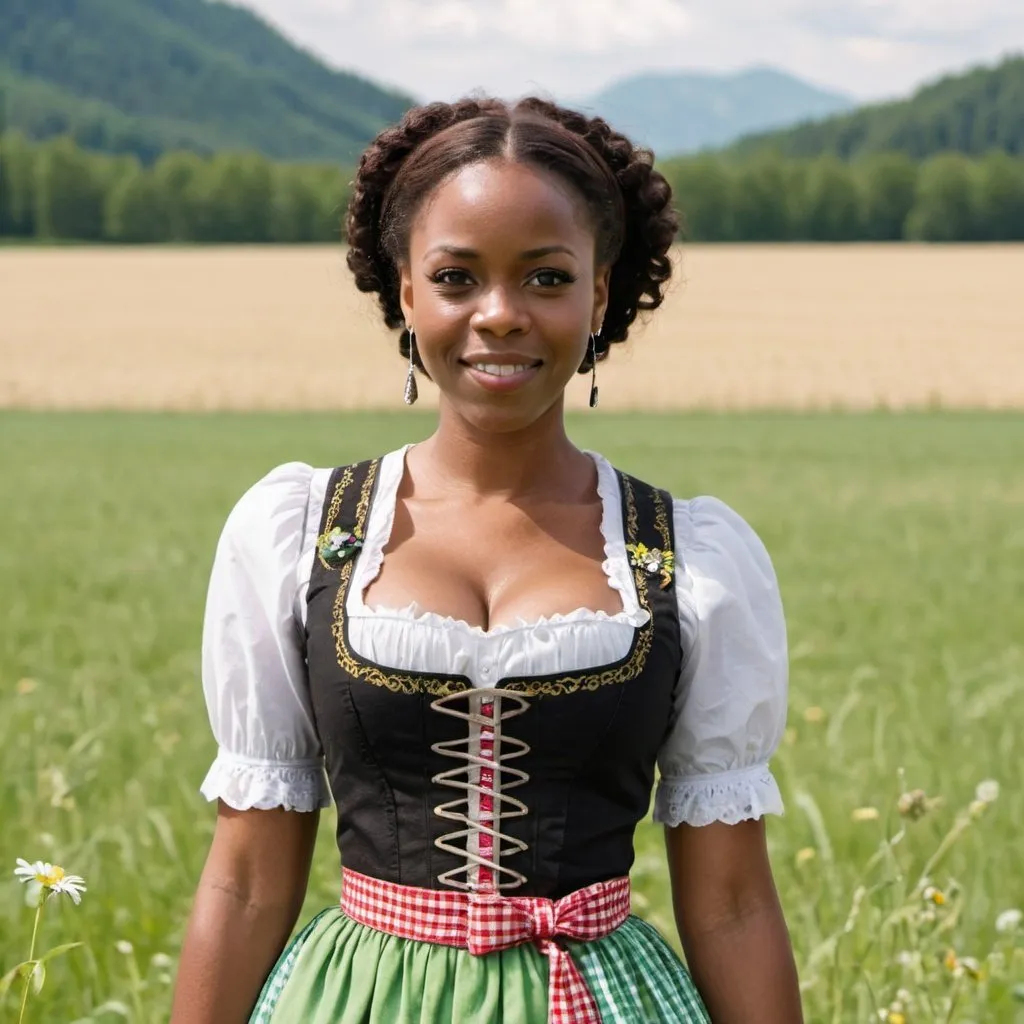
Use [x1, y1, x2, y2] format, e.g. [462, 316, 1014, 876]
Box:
[494, 0, 691, 52]
[234, 0, 1024, 103]
[843, 36, 911, 63]
[372, 0, 690, 51]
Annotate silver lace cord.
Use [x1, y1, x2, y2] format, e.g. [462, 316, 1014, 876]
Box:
[430, 688, 531, 892]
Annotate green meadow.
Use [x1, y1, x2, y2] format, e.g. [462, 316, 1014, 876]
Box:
[1, 411, 1022, 1021]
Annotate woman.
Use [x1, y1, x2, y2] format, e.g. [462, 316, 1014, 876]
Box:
[171, 96, 802, 1023]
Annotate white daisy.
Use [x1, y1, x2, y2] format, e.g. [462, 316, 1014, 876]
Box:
[975, 779, 1000, 804]
[14, 858, 48, 883]
[996, 908, 1022, 933]
[14, 858, 87, 904]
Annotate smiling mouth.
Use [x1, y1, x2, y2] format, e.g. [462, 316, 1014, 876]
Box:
[459, 357, 544, 392]
[467, 362, 540, 378]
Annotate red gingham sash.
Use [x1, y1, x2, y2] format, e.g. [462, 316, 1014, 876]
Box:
[340, 868, 632, 1024]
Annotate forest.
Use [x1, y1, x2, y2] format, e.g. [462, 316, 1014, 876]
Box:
[3, 132, 1024, 244]
[0, 0, 412, 163]
[731, 55, 1024, 161]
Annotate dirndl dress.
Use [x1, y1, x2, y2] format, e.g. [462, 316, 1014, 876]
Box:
[199, 447, 789, 1023]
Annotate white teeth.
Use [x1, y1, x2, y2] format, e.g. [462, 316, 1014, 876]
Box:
[472, 363, 533, 377]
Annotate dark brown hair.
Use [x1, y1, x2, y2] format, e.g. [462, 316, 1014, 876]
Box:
[345, 96, 679, 368]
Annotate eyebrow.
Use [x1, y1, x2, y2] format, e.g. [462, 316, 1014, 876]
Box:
[424, 244, 576, 260]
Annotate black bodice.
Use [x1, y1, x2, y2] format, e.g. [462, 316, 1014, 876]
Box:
[304, 459, 684, 899]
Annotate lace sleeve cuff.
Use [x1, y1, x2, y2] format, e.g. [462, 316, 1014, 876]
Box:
[200, 750, 332, 813]
[653, 763, 784, 828]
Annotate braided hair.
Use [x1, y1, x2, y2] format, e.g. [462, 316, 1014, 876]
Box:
[345, 96, 679, 369]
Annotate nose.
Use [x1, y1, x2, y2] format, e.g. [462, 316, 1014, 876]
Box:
[469, 284, 530, 338]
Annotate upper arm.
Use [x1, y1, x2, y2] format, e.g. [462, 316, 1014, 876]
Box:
[665, 820, 777, 938]
[203, 802, 320, 913]
[199, 462, 333, 815]
[657, 496, 789, 928]
[655, 495, 789, 829]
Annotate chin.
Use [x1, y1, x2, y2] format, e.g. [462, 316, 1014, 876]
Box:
[455, 395, 562, 436]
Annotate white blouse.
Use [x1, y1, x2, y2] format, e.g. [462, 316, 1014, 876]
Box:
[200, 448, 788, 827]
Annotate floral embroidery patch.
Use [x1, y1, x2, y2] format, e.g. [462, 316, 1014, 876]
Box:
[318, 526, 363, 568]
[626, 542, 675, 589]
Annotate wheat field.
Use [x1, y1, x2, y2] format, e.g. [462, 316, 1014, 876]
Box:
[3, 244, 1023, 411]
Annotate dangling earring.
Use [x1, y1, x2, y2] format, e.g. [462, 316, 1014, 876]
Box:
[404, 327, 419, 405]
[588, 331, 600, 408]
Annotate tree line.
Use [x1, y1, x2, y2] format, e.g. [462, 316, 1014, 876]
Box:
[3, 132, 1024, 244]
[664, 150, 1024, 242]
[0, 133, 351, 243]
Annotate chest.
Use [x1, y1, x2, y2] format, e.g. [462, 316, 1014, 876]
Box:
[302, 457, 686, 895]
[362, 492, 619, 632]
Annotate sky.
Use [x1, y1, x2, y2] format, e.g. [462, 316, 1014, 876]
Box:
[235, 0, 1024, 104]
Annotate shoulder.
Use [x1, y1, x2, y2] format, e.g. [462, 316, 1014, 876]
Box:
[669, 494, 786, 684]
[672, 495, 779, 591]
[224, 462, 316, 527]
[217, 462, 332, 564]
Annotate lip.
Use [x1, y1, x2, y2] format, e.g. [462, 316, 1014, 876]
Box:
[460, 355, 543, 394]
[459, 354, 543, 367]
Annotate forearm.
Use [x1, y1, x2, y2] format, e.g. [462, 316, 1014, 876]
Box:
[680, 899, 802, 1023]
[170, 873, 301, 1023]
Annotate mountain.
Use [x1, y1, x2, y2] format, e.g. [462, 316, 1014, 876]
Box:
[728, 54, 1024, 161]
[577, 68, 854, 157]
[0, 0, 414, 163]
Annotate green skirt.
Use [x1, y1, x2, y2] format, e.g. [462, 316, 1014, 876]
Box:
[250, 907, 709, 1023]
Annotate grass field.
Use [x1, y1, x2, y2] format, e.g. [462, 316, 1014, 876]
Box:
[3, 244, 1024, 412]
[1, 410, 1022, 1021]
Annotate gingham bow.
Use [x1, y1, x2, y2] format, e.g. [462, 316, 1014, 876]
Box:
[467, 879, 632, 1024]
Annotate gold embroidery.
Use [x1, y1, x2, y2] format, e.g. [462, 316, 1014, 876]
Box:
[327, 460, 473, 697]
[354, 458, 378, 535]
[325, 462, 662, 698]
[317, 466, 354, 570]
[652, 486, 672, 552]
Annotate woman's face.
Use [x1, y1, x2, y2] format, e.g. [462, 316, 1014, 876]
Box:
[399, 160, 610, 433]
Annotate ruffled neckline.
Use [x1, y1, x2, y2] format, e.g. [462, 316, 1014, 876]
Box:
[359, 599, 647, 637]
[345, 446, 649, 639]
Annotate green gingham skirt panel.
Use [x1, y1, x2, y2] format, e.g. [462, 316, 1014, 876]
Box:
[569, 916, 711, 1023]
[249, 907, 709, 1023]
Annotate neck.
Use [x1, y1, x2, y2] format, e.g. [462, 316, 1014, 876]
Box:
[412, 397, 589, 500]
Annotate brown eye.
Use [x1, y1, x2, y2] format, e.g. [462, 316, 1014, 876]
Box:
[432, 269, 474, 286]
[528, 269, 575, 288]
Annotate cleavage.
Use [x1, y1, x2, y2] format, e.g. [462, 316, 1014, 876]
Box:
[361, 498, 623, 633]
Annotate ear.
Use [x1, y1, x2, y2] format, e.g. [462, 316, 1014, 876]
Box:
[399, 262, 415, 328]
[592, 264, 611, 334]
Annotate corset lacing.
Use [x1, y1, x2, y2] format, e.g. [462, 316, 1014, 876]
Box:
[430, 689, 531, 891]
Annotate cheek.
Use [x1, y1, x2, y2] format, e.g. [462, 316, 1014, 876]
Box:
[540, 290, 594, 342]
[411, 283, 466, 333]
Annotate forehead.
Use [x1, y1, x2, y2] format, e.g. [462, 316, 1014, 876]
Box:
[411, 160, 594, 254]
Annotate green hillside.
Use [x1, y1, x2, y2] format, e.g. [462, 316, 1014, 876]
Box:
[0, 0, 414, 162]
[729, 55, 1024, 161]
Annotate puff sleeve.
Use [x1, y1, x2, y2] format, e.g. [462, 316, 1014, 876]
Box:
[198, 462, 331, 813]
[653, 496, 788, 827]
